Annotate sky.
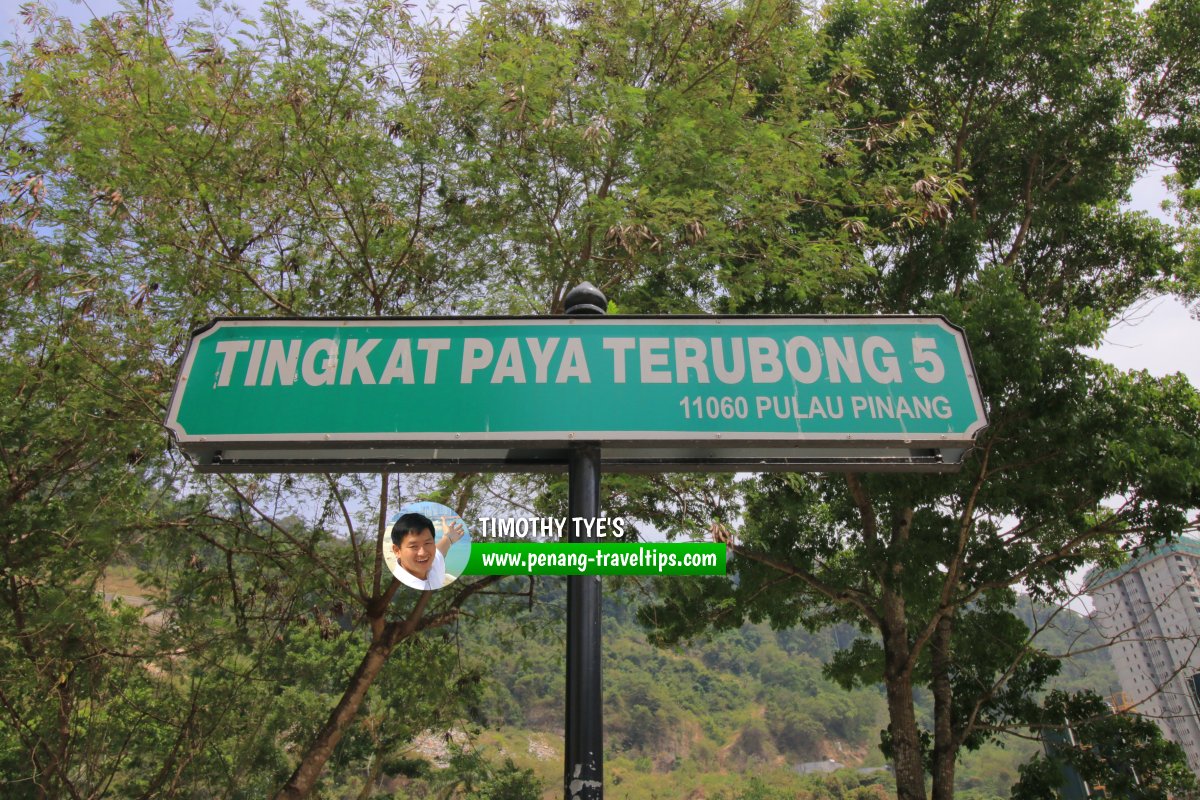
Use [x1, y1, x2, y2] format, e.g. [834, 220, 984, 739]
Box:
[1093, 167, 1199, 387]
[1093, 294, 1198, 385]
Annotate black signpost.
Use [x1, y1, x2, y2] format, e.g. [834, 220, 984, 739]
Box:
[565, 441, 603, 799]
[562, 284, 607, 800]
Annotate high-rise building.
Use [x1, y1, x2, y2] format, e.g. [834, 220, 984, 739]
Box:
[1085, 539, 1200, 775]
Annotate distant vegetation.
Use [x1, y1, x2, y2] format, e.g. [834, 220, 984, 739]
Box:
[368, 578, 1120, 799]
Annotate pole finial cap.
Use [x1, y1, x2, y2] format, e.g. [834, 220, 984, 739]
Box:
[563, 282, 608, 316]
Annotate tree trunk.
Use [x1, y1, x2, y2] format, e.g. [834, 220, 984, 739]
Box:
[274, 594, 428, 800]
[881, 592, 927, 800]
[930, 615, 956, 800]
[355, 747, 386, 800]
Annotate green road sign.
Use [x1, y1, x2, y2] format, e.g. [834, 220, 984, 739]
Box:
[165, 316, 986, 472]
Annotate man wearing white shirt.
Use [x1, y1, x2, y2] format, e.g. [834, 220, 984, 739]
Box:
[390, 512, 464, 591]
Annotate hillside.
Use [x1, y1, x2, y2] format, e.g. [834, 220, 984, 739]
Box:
[90, 566, 1119, 799]
[387, 579, 1121, 799]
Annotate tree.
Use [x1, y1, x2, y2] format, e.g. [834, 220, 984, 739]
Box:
[0, 2, 510, 796]
[635, 0, 1200, 799]
[1012, 690, 1197, 800]
[0, 66, 195, 794]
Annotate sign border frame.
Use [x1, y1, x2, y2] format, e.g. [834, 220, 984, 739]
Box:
[166, 314, 987, 448]
[164, 314, 988, 474]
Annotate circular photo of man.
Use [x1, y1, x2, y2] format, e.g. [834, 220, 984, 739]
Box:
[385, 501, 472, 591]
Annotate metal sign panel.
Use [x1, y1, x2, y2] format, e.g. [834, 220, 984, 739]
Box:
[165, 316, 986, 472]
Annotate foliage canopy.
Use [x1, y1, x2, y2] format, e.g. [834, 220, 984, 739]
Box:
[1, 0, 1198, 797]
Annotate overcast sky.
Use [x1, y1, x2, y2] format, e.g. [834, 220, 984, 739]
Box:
[1094, 168, 1199, 387]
